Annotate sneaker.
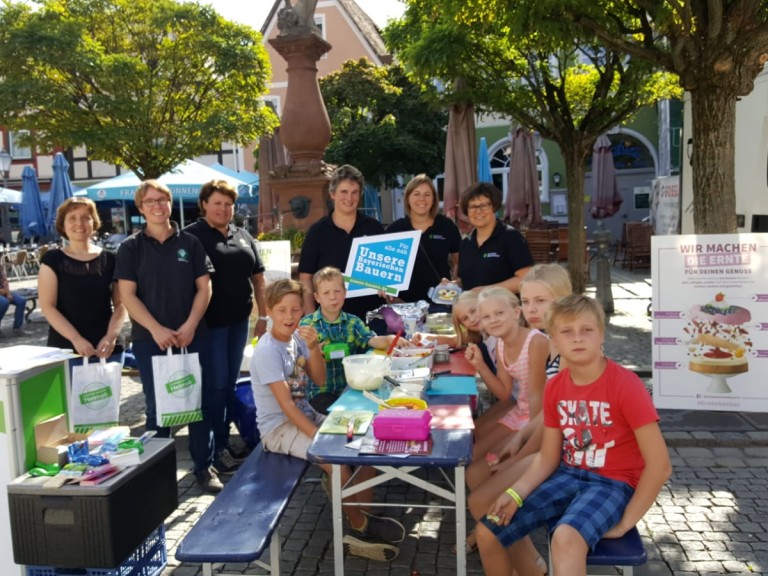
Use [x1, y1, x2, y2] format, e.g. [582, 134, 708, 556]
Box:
[212, 448, 242, 476]
[342, 534, 399, 562]
[12, 328, 28, 337]
[195, 467, 223, 494]
[355, 512, 406, 544]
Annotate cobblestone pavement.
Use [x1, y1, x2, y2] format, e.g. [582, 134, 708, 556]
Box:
[6, 263, 768, 575]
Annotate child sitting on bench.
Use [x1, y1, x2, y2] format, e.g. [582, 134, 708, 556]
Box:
[250, 279, 406, 562]
[476, 294, 671, 576]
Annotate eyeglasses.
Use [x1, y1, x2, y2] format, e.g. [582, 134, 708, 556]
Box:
[142, 198, 170, 207]
[466, 201, 494, 214]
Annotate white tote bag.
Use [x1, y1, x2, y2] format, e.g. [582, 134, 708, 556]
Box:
[152, 348, 203, 427]
[70, 357, 122, 433]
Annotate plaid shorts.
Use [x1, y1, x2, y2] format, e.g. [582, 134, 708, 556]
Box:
[481, 464, 634, 549]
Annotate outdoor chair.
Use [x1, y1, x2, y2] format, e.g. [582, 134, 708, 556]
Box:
[524, 229, 555, 263]
[624, 223, 652, 271]
[8, 251, 29, 278]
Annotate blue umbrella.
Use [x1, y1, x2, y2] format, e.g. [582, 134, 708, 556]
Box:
[362, 184, 382, 221]
[20, 166, 48, 241]
[48, 153, 75, 238]
[477, 137, 492, 183]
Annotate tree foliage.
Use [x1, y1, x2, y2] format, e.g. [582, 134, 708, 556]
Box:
[515, 0, 768, 233]
[385, 0, 680, 293]
[319, 58, 447, 187]
[0, 0, 278, 178]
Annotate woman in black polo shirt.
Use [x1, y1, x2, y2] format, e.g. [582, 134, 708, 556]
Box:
[115, 180, 218, 493]
[298, 164, 384, 321]
[185, 180, 267, 475]
[386, 174, 461, 307]
[458, 182, 534, 293]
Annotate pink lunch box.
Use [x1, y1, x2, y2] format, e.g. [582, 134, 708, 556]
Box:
[372, 409, 432, 441]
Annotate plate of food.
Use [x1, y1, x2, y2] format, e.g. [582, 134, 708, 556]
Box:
[428, 282, 462, 306]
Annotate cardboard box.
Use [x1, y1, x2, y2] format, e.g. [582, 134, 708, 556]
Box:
[34, 415, 88, 466]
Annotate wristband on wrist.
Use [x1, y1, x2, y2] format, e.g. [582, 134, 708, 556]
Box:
[258, 316, 268, 321]
[505, 487, 524, 508]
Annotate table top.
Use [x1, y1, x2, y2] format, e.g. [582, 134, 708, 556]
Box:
[307, 393, 473, 468]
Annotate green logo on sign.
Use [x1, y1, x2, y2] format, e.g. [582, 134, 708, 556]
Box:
[79, 383, 113, 410]
[166, 371, 196, 397]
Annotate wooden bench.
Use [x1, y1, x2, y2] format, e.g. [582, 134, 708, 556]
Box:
[175, 445, 308, 576]
[548, 525, 647, 575]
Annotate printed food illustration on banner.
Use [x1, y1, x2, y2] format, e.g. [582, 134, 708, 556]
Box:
[651, 233, 768, 412]
[684, 292, 752, 393]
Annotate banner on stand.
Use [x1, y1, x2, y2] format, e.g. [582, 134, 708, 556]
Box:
[652, 233, 768, 411]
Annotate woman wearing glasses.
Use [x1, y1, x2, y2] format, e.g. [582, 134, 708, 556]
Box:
[115, 181, 220, 493]
[185, 180, 267, 475]
[458, 183, 533, 293]
[386, 174, 461, 307]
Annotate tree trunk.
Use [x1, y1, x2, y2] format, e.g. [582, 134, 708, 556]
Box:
[562, 145, 590, 294]
[690, 89, 738, 233]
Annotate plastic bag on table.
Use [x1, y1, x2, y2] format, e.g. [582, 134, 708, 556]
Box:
[366, 300, 430, 338]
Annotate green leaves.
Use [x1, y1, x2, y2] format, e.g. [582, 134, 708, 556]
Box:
[0, 0, 277, 178]
[320, 58, 447, 186]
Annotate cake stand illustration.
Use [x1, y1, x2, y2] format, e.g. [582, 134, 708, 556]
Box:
[684, 292, 752, 393]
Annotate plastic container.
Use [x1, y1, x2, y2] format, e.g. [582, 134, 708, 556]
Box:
[342, 354, 391, 390]
[380, 397, 428, 411]
[373, 409, 432, 441]
[26, 524, 167, 576]
[433, 344, 450, 364]
[390, 348, 434, 371]
[9, 440, 177, 569]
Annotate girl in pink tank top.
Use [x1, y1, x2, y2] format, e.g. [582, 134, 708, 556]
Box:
[465, 287, 549, 460]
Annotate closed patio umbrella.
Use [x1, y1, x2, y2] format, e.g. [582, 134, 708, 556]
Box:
[20, 166, 48, 241]
[443, 96, 477, 229]
[258, 128, 287, 233]
[588, 134, 623, 220]
[477, 137, 492, 183]
[362, 184, 382, 221]
[47, 152, 75, 238]
[504, 127, 542, 228]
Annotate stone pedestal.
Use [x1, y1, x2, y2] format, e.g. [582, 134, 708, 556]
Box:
[268, 32, 334, 230]
[269, 162, 333, 231]
[593, 220, 614, 314]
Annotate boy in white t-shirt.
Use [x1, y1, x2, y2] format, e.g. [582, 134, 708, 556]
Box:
[250, 279, 405, 562]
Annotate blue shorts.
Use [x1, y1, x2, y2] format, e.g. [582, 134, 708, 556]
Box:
[481, 464, 634, 550]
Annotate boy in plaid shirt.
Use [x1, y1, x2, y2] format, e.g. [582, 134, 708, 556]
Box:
[299, 267, 403, 413]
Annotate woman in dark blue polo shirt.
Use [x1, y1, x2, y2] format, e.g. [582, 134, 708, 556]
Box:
[386, 174, 461, 306]
[458, 183, 534, 293]
[186, 180, 267, 475]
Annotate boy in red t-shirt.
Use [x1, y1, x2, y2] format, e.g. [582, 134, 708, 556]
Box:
[476, 294, 671, 576]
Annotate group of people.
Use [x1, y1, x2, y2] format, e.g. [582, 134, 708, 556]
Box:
[38, 178, 266, 494]
[34, 160, 671, 572]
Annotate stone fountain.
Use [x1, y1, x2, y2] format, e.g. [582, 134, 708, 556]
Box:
[267, 0, 334, 231]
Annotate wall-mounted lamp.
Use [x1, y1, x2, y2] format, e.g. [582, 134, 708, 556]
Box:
[552, 172, 561, 187]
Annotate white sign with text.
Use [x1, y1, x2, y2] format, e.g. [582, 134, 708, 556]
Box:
[652, 233, 768, 411]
